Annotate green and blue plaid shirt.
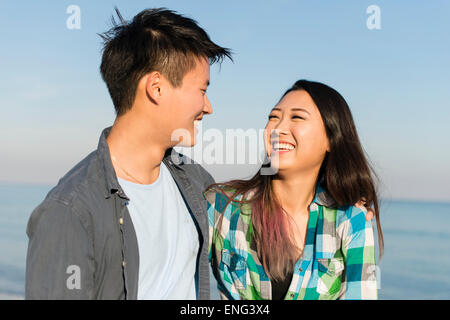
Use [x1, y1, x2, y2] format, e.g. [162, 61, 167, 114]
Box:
[204, 183, 378, 300]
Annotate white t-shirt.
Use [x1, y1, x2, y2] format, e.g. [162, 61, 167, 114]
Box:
[118, 162, 199, 299]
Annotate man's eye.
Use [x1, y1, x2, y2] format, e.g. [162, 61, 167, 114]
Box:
[268, 115, 278, 120]
[292, 115, 305, 120]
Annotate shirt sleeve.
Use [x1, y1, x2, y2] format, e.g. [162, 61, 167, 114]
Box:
[340, 206, 378, 300]
[25, 200, 95, 299]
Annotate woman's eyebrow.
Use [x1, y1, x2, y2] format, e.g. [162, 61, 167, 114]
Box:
[270, 107, 310, 114]
[291, 107, 310, 114]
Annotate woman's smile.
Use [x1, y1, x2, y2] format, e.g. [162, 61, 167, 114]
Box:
[271, 140, 296, 154]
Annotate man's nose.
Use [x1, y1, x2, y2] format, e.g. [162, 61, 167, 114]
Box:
[203, 94, 213, 114]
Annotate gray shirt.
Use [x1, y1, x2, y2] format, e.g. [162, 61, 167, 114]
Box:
[25, 127, 214, 300]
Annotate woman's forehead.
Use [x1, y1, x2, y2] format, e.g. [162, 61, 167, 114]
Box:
[273, 90, 317, 113]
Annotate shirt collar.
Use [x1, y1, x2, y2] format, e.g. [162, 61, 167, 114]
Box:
[97, 127, 185, 199]
[311, 181, 337, 208]
[97, 127, 123, 199]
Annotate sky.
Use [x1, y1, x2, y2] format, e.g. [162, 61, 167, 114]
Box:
[0, 0, 449, 202]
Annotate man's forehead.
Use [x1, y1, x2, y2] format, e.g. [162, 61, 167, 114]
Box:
[192, 57, 210, 76]
[181, 56, 211, 86]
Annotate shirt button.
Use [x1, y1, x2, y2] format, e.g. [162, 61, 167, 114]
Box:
[299, 267, 303, 272]
[119, 217, 123, 225]
[290, 293, 295, 298]
[122, 261, 126, 268]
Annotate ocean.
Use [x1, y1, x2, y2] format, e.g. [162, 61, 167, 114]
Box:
[1, 182, 449, 299]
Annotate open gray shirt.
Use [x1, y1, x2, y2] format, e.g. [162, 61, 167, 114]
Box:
[25, 127, 214, 299]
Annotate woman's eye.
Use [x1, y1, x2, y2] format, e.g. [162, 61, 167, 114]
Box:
[268, 115, 278, 120]
[292, 115, 304, 120]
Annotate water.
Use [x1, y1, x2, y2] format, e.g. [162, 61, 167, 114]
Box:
[1, 182, 449, 299]
[0, 183, 53, 298]
[375, 200, 450, 299]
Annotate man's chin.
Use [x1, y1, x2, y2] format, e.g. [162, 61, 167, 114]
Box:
[170, 128, 197, 147]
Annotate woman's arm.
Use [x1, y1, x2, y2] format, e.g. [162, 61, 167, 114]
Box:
[206, 197, 216, 263]
[204, 190, 218, 263]
[340, 206, 378, 300]
[204, 190, 238, 300]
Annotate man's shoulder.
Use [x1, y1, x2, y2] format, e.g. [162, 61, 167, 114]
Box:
[27, 149, 106, 235]
[46, 150, 103, 205]
[33, 148, 107, 225]
[170, 150, 215, 187]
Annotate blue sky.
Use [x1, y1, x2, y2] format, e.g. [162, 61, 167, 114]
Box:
[0, 1, 449, 202]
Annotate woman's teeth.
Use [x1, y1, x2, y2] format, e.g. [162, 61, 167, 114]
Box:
[272, 143, 295, 151]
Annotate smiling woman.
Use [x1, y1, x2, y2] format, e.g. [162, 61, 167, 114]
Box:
[204, 79, 383, 300]
[266, 89, 330, 175]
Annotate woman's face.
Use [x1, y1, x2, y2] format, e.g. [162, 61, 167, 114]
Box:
[264, 90, 330, 174]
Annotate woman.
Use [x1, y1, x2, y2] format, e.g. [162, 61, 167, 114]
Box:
[204, 80, 383, 300]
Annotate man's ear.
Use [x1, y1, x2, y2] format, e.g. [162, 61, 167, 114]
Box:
[145, 71, 163, 104]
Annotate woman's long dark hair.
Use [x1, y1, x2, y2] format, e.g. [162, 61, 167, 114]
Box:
[207, 80, 384, 281]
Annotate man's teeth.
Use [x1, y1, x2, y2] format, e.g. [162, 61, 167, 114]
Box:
[272, 143, 295, 151]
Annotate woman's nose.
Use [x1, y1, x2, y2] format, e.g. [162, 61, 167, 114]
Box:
[274, 117, 290, 134]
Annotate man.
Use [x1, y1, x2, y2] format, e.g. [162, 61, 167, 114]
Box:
[26, 7, 231, 300]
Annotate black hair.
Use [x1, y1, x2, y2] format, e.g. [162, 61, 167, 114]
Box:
[99, 7, 232, 116]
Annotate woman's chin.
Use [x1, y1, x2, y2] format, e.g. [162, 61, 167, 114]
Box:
[270, 152, 296, 167]
[269, 161, 293, 173]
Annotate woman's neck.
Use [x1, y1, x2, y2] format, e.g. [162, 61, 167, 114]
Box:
[271, 169, 320, 218]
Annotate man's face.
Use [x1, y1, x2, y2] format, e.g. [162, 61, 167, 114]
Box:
[164, 57, 212, 147]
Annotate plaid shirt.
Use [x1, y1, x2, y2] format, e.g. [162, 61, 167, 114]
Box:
[203, 183, 378, 300]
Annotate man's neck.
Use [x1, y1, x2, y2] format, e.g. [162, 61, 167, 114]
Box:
[106, 115, 168, 185]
